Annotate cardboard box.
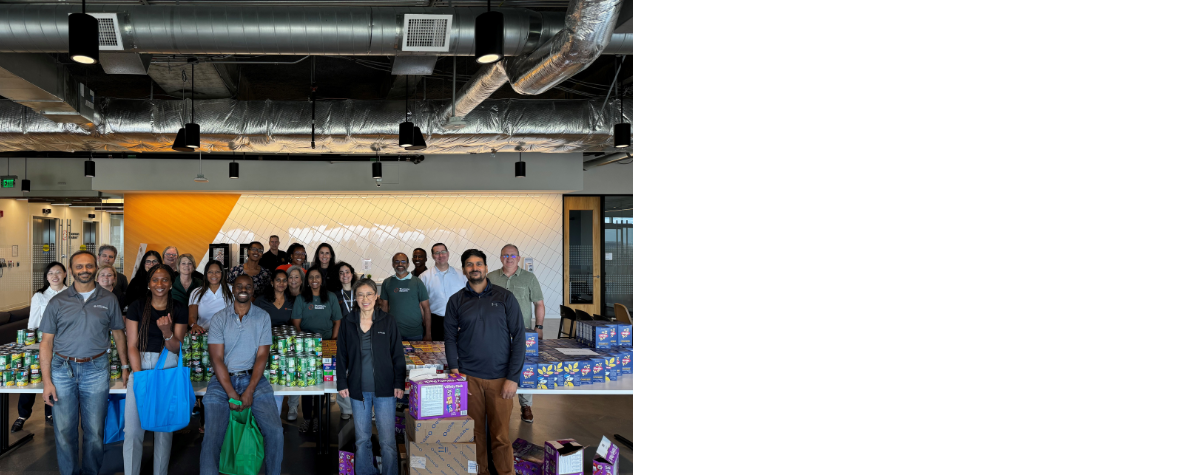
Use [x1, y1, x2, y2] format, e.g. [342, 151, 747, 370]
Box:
[589, 358, 605, 385]
[593, 325, 616, 349]
[552, 361, 565, 388]
[407, 440, 478, 475]
[512, 438, 543, 475]
[560, 360, 581, 388]
[602, 355, 620, 382]
[405, 410, 475, 444]
[519, 360, 538, 389]
[576, 359, 592, 386]
[535, 362, 556, 389]
[543, 439, 587, 475]
[524, 332, 539, 357]
[338, 450, 354, 475]
[409, 374, 469, 420]
[612, 324, 632, 348]
[592, 436, 619, 475]
[615, 349, 633, 375]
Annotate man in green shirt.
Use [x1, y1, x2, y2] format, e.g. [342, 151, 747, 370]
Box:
[485, 244, 545, 424]
[380, 252, 431, 341]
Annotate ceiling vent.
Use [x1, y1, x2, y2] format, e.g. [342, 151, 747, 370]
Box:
[89, 13, 124, 50]
[401, 14, 452, 52]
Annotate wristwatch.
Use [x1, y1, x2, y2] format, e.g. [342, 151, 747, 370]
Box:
[534, 325, 544, 330]
[121, 365, 131, 370]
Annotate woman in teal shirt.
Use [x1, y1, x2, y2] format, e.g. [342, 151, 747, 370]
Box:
[291, 267, 342, 431]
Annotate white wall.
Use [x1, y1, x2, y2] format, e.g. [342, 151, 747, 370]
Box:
[91, 154, 587, 193]
[208, 193, 564, 321]
[0, 157, 100, 198]
[0, 199, 117, 312]
[574, 160, 634, 195]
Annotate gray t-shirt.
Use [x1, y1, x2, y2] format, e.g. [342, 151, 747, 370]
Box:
[40, 285, 124, 358]
[207, 303, 272, 372]
[359, 323, 375, 393]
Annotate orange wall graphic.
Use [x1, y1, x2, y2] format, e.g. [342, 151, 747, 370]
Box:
[123, 193, 241, 278]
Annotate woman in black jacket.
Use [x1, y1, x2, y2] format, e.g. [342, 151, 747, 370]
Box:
[336, 278, 404, 475]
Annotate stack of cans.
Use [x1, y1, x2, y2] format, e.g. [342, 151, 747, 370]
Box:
[109, 335, 121, 380]
[0, 346, 37, 387]
[183, 333, 213, 382]
[16, 328, 41, 348]
[269, 328, 323, 387]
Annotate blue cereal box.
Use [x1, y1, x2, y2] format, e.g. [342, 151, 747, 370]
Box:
[535, 362, 557, 389]
[519, 360, 538, 389]
[591, 325, 615, 349]
[524, 332, 538, 357]
[552, 361, 565, 388]
[614, 324, 632, 347]
[589, 358, 606, 384]
[616, 349, 633, 375]
[560, 360, 581, 388]
[602, 354, 620, 381]
[576, 359, 593, 386]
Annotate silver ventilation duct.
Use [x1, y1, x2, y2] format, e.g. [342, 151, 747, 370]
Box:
[582, 152, 630, 170]
[0, 97, 631, 154]
[0, 5, 630, 56]
[443, 0, 624, 123]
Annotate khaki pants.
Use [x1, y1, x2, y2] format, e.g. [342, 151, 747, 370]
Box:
[466, 375, 514, 475]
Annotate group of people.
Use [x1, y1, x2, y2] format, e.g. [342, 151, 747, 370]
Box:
[26, 236, 548, 475]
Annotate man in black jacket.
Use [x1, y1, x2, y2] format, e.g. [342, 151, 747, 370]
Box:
[445, 249, 524, 475]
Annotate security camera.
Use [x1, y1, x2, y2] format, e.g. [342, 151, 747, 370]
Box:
[412, 155, 424, 165]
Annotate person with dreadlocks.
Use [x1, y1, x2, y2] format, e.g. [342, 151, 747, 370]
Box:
[123, 264, 189, 475]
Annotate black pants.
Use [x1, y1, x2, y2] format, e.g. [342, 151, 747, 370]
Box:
[302, 395, 319, 420]
[431, 314, 445, 341]
[16, 393, 51, 419]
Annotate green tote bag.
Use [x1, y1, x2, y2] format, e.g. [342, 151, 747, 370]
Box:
[219, 400, 265, 475]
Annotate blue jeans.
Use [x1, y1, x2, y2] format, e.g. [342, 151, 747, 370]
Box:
[350, 392, 398, 475]
[49, 353, 110, 475]
[199, 374, 285, 475]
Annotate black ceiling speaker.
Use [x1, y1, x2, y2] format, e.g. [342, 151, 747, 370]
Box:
[84, 159, 95, 177]
[407, 126, 427, 151]
[68, 0, 98, 65]
[475, 1, 504, 64]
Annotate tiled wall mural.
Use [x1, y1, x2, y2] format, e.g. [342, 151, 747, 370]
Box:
[208, 194, 563, 320]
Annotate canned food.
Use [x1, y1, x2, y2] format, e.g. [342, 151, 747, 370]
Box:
[36, 329, 42, 343]
[201, 353, 209, 366]
[192, 365, 202, 382]
[2, 370, 11, 386]
[268, 368, 278, 385]
[14, 370, 27, 387]
[0, 352, 10, 371]
[10, 351, 24, 370]
[28, 352, 38, 370]
[304, 370, 315, 386]
[23, 329, 34, 346]
[15, 330, 24, 347]
[284, 370, 295, 387]
[23, 352, 32, 370]
[30, 368, 41, 384]
[110, 363, 120, 380]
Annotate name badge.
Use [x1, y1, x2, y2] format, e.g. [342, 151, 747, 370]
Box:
[313, 305, 326, 310]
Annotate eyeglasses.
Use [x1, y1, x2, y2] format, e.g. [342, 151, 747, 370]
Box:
[145, 259, 160, 265]
[501, 254, 519, 259]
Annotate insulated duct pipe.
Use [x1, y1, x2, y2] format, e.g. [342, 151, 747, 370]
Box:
[442, 0, 624, 123]
[582, 152, 630, 170]
[0, 96, 632, 154]
[0, 5, 630, 56]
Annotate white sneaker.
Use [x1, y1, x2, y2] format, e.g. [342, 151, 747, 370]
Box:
[287, 408, 298, 421]
[341, 413, 352, 420]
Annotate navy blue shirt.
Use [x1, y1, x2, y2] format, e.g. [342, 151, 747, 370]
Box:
[444, 280, 525, 383]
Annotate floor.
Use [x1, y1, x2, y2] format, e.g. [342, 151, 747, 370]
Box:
[0, 392, 632, 475]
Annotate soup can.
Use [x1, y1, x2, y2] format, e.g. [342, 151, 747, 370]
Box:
[268, 368, 278, 385]
[25, 329, 35, 346]
[28, 351, 38, 371]
[284, 369, 295, 387]
[10, 351, 24, 370]
[15, 330, 24, 347]
[0, 352, 10, 371]
[30, 368, 40, 384]
[15, 370, 28, 387]
[2, 370, 11, 387]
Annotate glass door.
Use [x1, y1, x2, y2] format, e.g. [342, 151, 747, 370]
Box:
[603, 196, 633, 319]
[563, 196, 602, 319]
[32, 217, 57, 293]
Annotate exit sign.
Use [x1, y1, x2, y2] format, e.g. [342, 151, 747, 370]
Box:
[0, 175, 15, 188]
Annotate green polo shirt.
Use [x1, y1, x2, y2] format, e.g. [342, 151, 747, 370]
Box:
[486, 267, 544, 329]
[381, 273, 429, 338]
[290, 291, 343, 339]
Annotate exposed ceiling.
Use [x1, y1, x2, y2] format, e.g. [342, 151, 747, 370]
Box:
[0, 0, 634, 155]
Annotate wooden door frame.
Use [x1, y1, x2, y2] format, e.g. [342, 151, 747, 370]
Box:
[563, 196, 602, 318]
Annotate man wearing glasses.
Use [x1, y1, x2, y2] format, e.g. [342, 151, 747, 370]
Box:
[486, 244, 545, 423]
[227, 241, 273, 299]
[380, 252, 432, 341]
[419, 243, 467, 342]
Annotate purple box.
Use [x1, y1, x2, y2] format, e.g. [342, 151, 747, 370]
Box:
[592, 436, 619, 475]
[543, 439, 587, 475]
[512, 438, 543, 475]
[338, 450, 354, 475]
[519, 360, 538, 389]
[524, 332, 539, 357]
[408, 373, 468, 420]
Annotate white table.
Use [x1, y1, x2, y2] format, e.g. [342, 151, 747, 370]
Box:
[516, 375, 634, 395]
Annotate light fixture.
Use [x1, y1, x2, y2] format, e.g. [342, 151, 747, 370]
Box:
[84, 158, 95, 177]
[399, 78, 415, 147]
[68, 0, 98, 65]
[171, 128, 190, 151]
[21, 179, 30, 193]
[613, 59, 630, 148]
[185, 61, 200, 148]
[229, 161, 239, 179]
[372, 159, 383, 179]
[51, 202, 70, 206]
[407, 126, 427, 151]
[515, 152, 526, 178]
[475, 0, 504, 64]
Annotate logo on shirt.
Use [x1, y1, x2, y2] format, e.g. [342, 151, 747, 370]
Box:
[92, 304, 109, 311]
[491, 302, 499, 307]
[395, 288, 409, 293]
[311, 304, 326, 310]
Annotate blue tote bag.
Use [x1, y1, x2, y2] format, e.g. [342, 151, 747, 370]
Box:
[103, 394, 125, 444]
[132, 350, 194, 432]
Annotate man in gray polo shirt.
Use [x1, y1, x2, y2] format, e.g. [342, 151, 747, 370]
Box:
[40, 250, 130, 475]
[198, 274, 284, 475]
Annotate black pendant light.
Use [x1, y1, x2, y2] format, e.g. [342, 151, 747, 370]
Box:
[229, 155, 239, 179]
[408, 126, 427, 151]
[84, 158, 95, 177]
[475, 0, 504, 64]
[399, 78, 415, 147]
[69, 0, 99, 65]
[171, 127, 189, 151]
[20, 158, 29, 193]
[372, 159, 383, 179]
[614, 61, 630, 148]
[515, 152, 526, 178]
[185, 62, 201, 148]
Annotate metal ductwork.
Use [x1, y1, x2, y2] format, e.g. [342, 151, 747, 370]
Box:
[443, 0, 624, 123]
[0, 5, 630, 56]
[0, 96, 631, 154]
[0, 53, 95, 126]
[582, 152, 630, 170]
